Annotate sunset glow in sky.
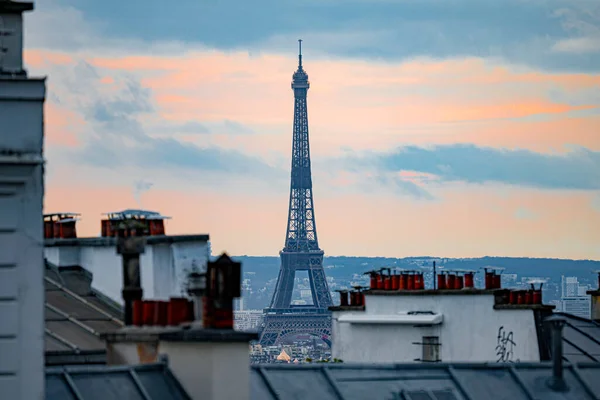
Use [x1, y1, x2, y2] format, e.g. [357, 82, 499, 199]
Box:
[28, 0, 600, 259]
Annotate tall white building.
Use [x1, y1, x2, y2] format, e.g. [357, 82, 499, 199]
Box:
[0, 1, 46, 398]
[561, 276, 579, 297]
[560, 276, 590, 319]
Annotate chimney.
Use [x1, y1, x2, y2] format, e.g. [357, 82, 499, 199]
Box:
[587, 271, 600, 323]
[0, 0, 32, 76]
[104, 252, 256, 400]
[156, 254, 256, 400]
[187, 271, 207, 324]
[545, 315, 568, 392]
[115, 222, 146, 325]
[102, 209, 169, 237]
[43, 213, 80, 239]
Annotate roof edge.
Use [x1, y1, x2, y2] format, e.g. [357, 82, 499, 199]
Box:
[44, 234, 210, 247]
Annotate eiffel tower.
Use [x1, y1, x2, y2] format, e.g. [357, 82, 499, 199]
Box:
[259, 40, 333, 347]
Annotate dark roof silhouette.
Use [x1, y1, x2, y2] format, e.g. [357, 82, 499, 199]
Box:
[46, 363, 190, 400]
[556, 312, 600, 363]
[251, 362, 600, 400]
[44, 261, 123, 365]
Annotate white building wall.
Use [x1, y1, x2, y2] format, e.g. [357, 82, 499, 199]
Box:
[0, 4, 45, 398]
[159, 341, 250, 400]
[332, 294, 540, 364]
[44, 239, 208, 304]
[82, 245, 156, 303]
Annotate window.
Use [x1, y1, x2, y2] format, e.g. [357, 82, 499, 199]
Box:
[422, 336, 441, 362]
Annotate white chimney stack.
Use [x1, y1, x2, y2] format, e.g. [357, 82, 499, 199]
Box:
[158, 330, 257, 400]
[0, 0, 32, 75]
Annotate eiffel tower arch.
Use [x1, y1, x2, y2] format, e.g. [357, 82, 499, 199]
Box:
[259, 40, 333, 346]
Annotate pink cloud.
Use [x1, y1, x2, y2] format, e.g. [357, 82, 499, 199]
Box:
[26, 48, 600, 156]
[25, 50, 73, 68]
[44, 102, 82, 147]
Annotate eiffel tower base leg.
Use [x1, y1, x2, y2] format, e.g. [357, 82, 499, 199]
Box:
[259, 313, 331, 347]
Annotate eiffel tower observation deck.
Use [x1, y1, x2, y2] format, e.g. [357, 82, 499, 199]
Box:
[259, 41, 333, 347]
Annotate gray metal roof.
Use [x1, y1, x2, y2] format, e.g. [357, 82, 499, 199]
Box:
[251, 362, 600, 400]
[46, 363, 190, 400]
[45, 262, 123, 364]
[557, 313, 600, 363]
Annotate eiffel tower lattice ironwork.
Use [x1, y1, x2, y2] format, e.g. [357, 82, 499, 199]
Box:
[259, 40, 333, 346]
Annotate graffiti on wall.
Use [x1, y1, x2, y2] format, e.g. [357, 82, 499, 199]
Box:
[495, 326, 517, 363]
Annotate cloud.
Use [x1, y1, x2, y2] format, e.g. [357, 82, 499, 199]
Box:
[44, 59, 282, 181]
[349, 144, 600, 191]
[514, 207, 537, 220]
[223, 119, 255, 134]
[27, 0, 600, 73]
[552, 6, 600, 54]
[172, 121, 210, 134]
[373, 173, 435, 200]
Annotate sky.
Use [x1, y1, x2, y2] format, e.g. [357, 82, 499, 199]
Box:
[26, 0, 600, 259]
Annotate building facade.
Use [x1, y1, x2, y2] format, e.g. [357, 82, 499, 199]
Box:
[562, 296, 591, 319]
[0, 1, 46, 398]
[332, 291, 550, 363]
[45, 235, 210, 304]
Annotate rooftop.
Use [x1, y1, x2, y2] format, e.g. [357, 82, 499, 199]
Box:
[557, 313, 600, 363]
[44, 261, 123, 365]
[44, 234, 210, 247]
[251, 362, 600, 400]
[46, 362, 190, 400]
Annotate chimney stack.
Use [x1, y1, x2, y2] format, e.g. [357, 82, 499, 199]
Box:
[203, 254, 241, 329]
[187, 271, 207, 324]
[545, 315, 568, 392]
[43, 213, 80, 239]
[115, 220, 146, 325]
[587, 271, 600, 323]
[0, 0, 32, 76]
[102, 209, 169, 237]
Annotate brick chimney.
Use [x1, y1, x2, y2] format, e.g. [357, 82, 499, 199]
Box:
[103, 252, 256, 400]
[43, 213, 80, 239]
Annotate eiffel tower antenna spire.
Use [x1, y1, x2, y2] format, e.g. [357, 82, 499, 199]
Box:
[298, 39, 303, 68]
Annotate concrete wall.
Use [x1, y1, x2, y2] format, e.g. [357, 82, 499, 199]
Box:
[44, 239, 209, 304]
[160, 341, 250, 400]
[0, 48, 46, 400]
[332, 294, 540, 363]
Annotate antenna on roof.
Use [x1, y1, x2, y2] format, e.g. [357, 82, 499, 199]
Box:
[298, 39, 303, 68]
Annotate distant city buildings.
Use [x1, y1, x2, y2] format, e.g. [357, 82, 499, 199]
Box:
[234, 310, 264, 332]
[560, 276, 591, 319]
[562, 297, 591, 319]
[562, 276, 580, 297]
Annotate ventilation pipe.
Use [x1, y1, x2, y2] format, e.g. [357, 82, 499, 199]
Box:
[545, 315, 568, 392]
